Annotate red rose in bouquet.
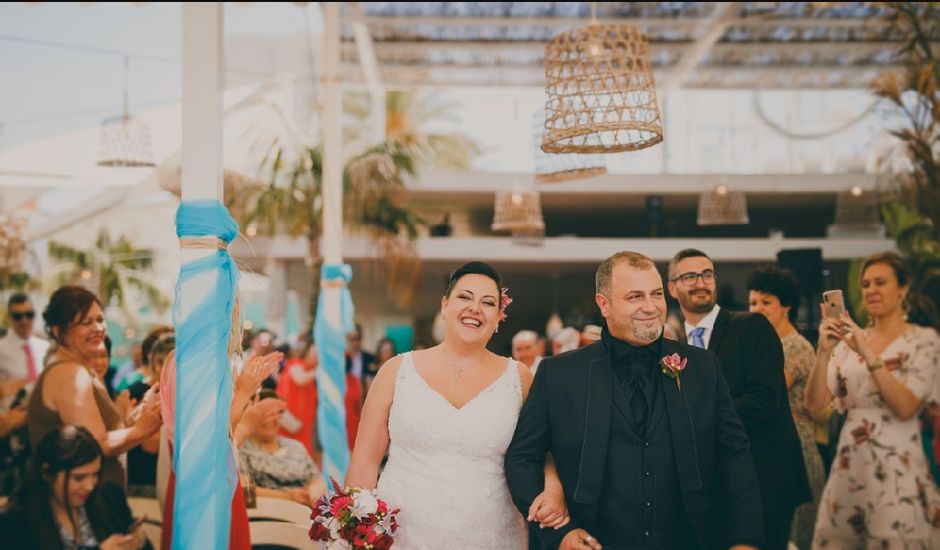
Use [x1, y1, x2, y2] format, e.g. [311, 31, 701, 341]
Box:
[309, 479, 400, 550]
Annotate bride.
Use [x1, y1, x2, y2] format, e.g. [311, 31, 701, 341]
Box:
[346, 261, 568, 550]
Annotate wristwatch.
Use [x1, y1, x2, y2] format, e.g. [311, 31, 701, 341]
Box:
[867, 358, 885, 373]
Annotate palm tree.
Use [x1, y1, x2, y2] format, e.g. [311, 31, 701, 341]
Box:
[870, 2, 940, 324]
[240, 90, 479, 327]
[47, 229, 169, 324]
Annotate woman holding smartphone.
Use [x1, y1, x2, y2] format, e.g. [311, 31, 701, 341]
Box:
[806, 252, 940, 548]
[0, 424, 148, 549]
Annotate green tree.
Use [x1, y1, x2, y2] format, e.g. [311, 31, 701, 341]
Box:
[871, 2, 940, 325]
[241, 90, 479, 327]
[47, 229, 169, 324]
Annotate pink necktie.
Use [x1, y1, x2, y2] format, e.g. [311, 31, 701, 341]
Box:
[23, 343, 37, 382]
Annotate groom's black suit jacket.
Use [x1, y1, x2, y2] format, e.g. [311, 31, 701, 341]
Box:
[506, 337, 764, 550]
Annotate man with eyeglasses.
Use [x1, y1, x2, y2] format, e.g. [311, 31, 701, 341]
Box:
[668, 249, 810, 550]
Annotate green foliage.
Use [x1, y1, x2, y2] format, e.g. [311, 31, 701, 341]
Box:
[239, 90, 479, 316]
[47, 229, 169, 324]
[872, 2, 940, 319]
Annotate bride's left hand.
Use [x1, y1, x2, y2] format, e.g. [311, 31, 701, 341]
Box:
[528, 488, 570, 529]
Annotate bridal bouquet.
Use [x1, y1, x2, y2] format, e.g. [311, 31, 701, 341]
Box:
[309, 479, 400, 550]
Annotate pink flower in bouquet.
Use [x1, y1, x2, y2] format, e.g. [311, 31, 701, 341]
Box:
[310, 478, 400, 549]
[661, 352, 688, 391]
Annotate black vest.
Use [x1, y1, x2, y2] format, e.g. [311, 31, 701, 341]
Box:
[596, 374, 699, 550]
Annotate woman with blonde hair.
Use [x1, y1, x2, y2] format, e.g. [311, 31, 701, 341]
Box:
[806, 252, 940, 548]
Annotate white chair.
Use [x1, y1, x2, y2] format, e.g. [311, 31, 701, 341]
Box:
[247, 497, 313, 525]
[250, 521, 318, 548]
[127, 497, 163, 523]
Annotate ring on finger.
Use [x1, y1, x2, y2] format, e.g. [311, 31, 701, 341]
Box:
[584, 535, 593, 543]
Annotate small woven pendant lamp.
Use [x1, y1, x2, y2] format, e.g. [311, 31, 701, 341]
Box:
[697, 185, 750, 226]
[491, 189, 546, 234]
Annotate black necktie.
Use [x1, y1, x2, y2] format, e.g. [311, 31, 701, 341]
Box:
[624, 363, 651, 434]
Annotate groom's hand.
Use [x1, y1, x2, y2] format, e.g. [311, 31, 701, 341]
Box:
[560, 529, 602, 550]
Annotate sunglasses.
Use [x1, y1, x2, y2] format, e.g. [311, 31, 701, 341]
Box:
[10, 311, 35, 321]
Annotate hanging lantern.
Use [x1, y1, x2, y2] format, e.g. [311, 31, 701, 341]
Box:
[491, 190, 545, 234]
[98, 57, 155, 167]
[542, 23, 663, 154]
[833, 187, 881, 227]
[697, 185, 749, 226]
[532, 108, 607, 183]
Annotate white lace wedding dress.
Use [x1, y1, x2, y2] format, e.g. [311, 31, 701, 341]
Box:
[376, 352, 528, 550]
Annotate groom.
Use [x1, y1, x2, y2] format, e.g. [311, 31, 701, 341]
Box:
[506, 252, 763, 550]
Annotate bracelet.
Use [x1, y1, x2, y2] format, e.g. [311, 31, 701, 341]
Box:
[867, 358, 885, 373]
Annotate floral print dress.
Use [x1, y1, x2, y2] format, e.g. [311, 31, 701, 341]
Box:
[813, 326, 940, 549]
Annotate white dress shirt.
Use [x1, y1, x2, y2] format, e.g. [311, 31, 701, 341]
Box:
[349, 352, 364, 379]
[684, 304, 722, 349]
[0, 331, 50, 382]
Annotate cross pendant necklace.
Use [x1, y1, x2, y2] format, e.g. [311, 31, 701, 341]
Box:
[451, 363, 467, 387]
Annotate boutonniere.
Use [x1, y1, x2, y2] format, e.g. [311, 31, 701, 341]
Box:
[661, 353, 688, 391]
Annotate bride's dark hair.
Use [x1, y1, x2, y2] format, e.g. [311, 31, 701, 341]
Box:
[444, 261, 503, 298]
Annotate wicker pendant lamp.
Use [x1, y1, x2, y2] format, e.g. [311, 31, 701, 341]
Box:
[533, 108, 607, 183]
[491, 189, 545, 234]
[833, 187, 881, 227]
[697, 185, 749, 226]
[98, 57, 155, 167]
[541, 5, 663, 154]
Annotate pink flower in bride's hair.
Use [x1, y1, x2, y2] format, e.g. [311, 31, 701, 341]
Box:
[499, 287, 513, 322]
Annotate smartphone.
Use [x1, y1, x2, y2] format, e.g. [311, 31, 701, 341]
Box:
[823, 290, 846, 319]
[128, 516, 146, 532]
[9, 387, 28, 409]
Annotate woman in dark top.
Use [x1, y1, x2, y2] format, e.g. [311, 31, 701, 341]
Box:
[0, 424, 148, 549]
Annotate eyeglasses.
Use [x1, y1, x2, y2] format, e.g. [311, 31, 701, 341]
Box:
[671, 270, 716, 286]
[10, 311, 35, 321]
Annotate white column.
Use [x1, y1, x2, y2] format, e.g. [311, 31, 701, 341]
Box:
[321, 2, 342, 266]
[178, 2, 224, 314]
[182, 4, 224, 205]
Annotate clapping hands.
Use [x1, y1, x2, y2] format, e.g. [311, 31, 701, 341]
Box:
[235, 351, 283, 398]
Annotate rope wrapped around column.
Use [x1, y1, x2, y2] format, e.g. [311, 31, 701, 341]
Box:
[172, 199, 240, 550]
[314, 263, 355, 482]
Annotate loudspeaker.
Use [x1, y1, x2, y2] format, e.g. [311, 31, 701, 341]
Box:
[777, 248, 824, 295]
